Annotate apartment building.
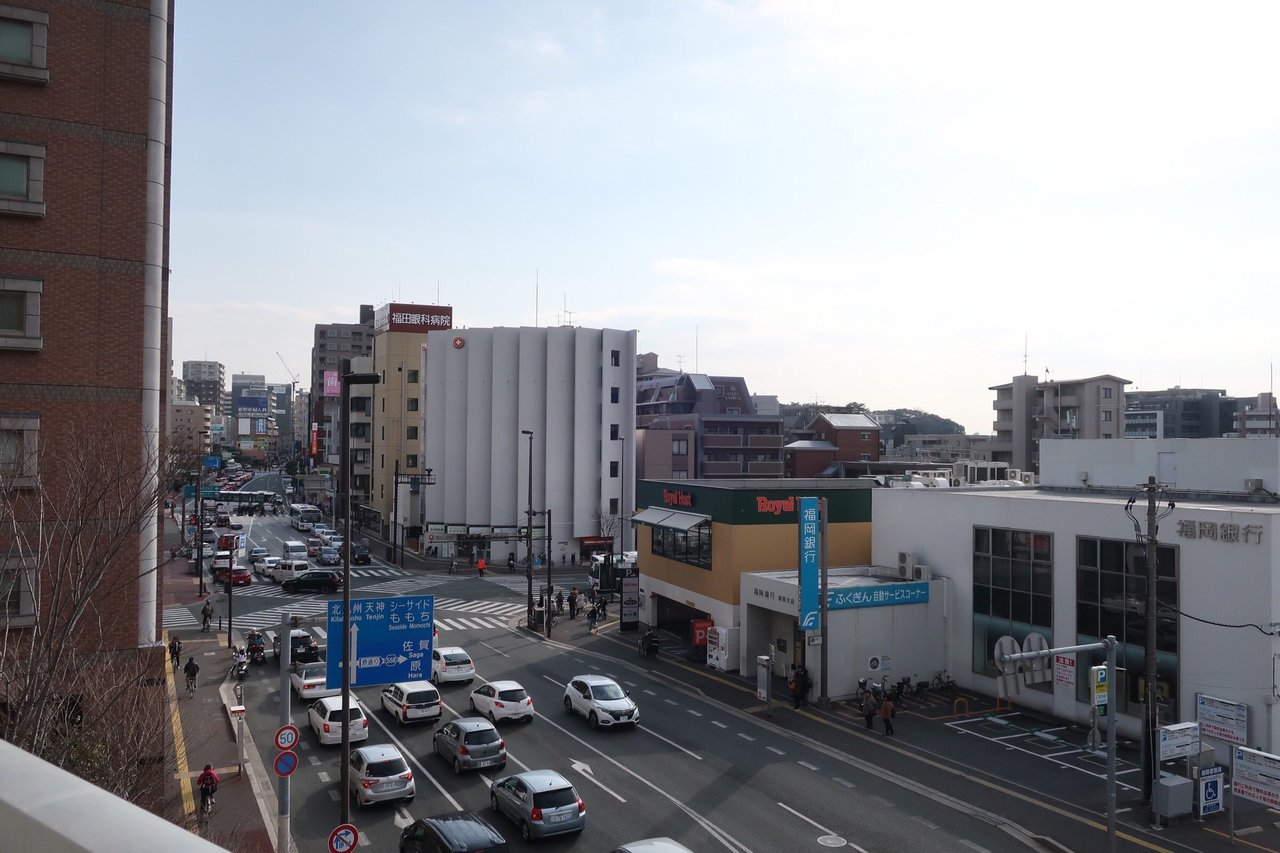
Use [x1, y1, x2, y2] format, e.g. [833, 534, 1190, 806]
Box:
[182, 359, 225, 413]
[989, 373, 1128, 472]
[308, 305, 374, 479]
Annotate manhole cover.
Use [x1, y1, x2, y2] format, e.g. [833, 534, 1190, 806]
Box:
[817, 835, 847, 848]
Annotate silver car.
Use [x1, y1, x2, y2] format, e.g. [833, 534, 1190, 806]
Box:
[490, 769, 585, 840]
[432, 718, 506, 775]
[347, 744, 414, 807]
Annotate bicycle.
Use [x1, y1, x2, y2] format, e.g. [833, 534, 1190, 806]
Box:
[587, 612, 598, 633]
[186, 675, 197, 698]
[197, 784, 215, 827]
[930, 670, 958, 697]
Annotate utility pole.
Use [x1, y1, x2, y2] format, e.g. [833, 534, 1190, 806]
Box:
[522, 430, 534, 625]
[1125, 476, 1175, 813]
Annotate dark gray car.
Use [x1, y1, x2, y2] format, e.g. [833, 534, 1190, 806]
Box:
[432, 718, 506, 775]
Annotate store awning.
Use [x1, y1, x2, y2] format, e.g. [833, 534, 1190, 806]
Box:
[631, 507, 710, 531]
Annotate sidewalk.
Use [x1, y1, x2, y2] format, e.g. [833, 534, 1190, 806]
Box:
[161, 508, 276, 853]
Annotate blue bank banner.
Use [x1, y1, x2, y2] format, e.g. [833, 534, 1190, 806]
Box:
[798, 496, 820, 631]
[829, 582, 929, 611]
[326, 595, 435, 689]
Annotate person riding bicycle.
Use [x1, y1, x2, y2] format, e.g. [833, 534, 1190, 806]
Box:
[196, 764, 219, 810]
[200, 600, 214, 631]
[587, 605, 599, 632]
[183, 656, 199, 689]
[168, 636, 182, 669]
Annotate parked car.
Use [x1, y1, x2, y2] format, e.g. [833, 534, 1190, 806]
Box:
[317, 546, 341, 566]
[274, 628, 320, 664]
[399, 811, 510, 853]
[469, 681, 534, 724]
[431, 646, 475, 685]
[489, 769, 585, 840]
[432, 718, 506, 774]
[282, 569, 343, 594]
[214, 564, 252, 586]
[351, 542, 371, 565]
[348, 744, 414, 808]
[291, 663, 339, 700]
[256, 556, 280, 577]
[248, 547, 269, 564]
[308, 695, 368, 746]
[563, 675, 639, 728]
[380, 681, 443, 726]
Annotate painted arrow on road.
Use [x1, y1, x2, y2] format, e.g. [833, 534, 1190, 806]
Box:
[569, 759, 627, 802]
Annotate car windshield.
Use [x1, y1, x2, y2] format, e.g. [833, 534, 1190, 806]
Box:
[498, 688, 529, 702]
[464, 728, 500, 745]
[300, 667, 324, 680]
[590, 683, 626, 701]
[533, 787, 578, 809]
[365, 757, 408, 777]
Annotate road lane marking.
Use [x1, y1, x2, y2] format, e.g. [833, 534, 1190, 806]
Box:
[362, 694, 463, 811]
[797, 761, 818, 771]
[767, 746, 785, 756]
[569, 759, 627, 802]
[776, 802, 870, 853]
[711, 720, 728, 728]
[737, 733, 756, 741]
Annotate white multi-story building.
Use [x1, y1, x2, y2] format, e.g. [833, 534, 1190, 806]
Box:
[422, 326, 637, 564]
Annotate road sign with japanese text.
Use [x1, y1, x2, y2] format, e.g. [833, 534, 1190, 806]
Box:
[325, 595, 435, 689]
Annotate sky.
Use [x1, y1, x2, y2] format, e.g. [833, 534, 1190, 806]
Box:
[169, 2, 1280, 435]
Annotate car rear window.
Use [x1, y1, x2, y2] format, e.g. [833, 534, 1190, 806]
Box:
[533, 787, 578, 809]
[464, 728, 500, 745]
[365, 757, 408, 777]
[498, 688, 529, 702]
[405, 690, 438, 705]
[328, 707, 364, 722]
[444, 653, 471, 665]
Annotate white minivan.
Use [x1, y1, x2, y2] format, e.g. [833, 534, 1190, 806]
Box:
[282, 540, 307, 561]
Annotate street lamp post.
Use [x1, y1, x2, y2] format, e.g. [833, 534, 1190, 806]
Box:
[544, 508, 553, 638]
[616, 435, 627, 554]
[339, 370, 380, 827]
[522, 430, 535, 624]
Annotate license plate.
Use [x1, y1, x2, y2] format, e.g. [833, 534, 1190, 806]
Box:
[547, 812, 569, 823]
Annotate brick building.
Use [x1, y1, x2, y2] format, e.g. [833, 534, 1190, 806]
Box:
[0, 0, 173, 805]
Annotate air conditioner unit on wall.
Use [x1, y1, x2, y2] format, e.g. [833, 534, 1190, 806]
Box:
[913, 564, 931, 581]
[898, 551, 915, 578]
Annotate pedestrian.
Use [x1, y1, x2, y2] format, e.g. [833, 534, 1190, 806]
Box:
[568, 589, 578, 620]
[477, 557, 486, 579]
[880, 695, 896, 736]
[789, 665, 801, 708]
[796, 665, 812, 708]
[555, 589, 564, 615]
[862, 697, 876, 730]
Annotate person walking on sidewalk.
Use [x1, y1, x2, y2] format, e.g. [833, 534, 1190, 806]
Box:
[862, 697, 876, 730]
[200, 599, 214, 632]
[880, 695, 896, 736]
[568, 589, 578, 621]
[477, 557, 486, 579]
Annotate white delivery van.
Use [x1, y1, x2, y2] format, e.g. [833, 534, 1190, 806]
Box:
[282, 540, 307, 560]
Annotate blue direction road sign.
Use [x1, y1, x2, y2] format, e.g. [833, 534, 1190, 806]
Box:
[326, 595, 435, 689]
[202, 455, 221, 470]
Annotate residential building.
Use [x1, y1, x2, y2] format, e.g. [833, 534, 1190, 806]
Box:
[0, 0, 172, 804]
[308, 306, 374, 475]
[368, 303, 452, 547]
[636, 356, 784, 480]
[785, 412, 881, 477]
[1232, 393, 1280, 438]
[182, 359, 225, 414]
[170, 398, 211, 461]
[889, 433, 993, 463]
[989, 373, 1128, 472]
[422, 326, 637, 562]
[1123, 387, 1234, 439]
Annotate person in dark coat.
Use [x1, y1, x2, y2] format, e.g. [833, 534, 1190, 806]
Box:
[880, 695, 896, 736]
[795, 665, 811, 708]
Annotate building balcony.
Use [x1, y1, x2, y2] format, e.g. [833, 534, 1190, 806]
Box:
[702, 460, 744, 476]
[992, 399, 1013, 411]
[747, 460, 785, 476]
[747, 434, 783, 449]
[992, 419, 1013, 432]
[702, 434, 743, 448]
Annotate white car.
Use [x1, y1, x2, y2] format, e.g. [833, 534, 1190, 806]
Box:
[308, 695, 369, 746]
[563, 675, 639, 729]
[430, 646, 475, 685]
[291, 663, 339, 700]
[380, 681, 443, 725]
[270, 559, 309, 583]
[469, 680, 534, 724]
[256, 556, 280, 577]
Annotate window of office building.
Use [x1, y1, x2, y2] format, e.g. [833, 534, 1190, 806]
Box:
[406, 425, 418, 440]
[0, 8, 48, 84]
[0, 143, 44, 216]
[0, 275, 41, 350]
[609, 423, 619, 440]
[610, 387, 619, 404]
[672, 438, 688, 456]
[608, 498, 618, 515]
[406, 454, 418, 469]
[610, 349, 620, 367]
[407, 398, 419, 412]
[1075, 536, 1179, 718]
[407, 369, 419, 383]
[1, 552, 35, 626]
[0, 414, 37, 488]
[609, 461, 618, 478]
[972, 526, 1053, 683]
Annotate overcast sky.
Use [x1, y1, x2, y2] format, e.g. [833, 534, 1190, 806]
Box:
[169, 2, 1280, 434]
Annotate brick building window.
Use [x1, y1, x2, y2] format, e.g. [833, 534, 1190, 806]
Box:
[0, 412, 38, 488]
[0, 275, 40, 350]
[1, 552, 36, 626]
[0, 8, 49, 84]
[0, 142, 44, 217]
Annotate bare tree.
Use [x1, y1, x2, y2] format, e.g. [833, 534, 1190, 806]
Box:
[0, 418, 173, 807]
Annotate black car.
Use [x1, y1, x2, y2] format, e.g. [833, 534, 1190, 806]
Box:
[282, 570, 343, 594]
[273, 628, 320, 664]
[400, 811, 509, 853]
[351, 543, 371, 565]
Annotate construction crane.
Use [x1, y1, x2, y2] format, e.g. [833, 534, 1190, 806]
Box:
[277, 352, 303, 464]
[276, 351, 301, 391]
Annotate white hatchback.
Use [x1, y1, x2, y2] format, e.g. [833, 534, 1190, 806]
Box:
[308, 695, 369, 746]
[469, 680, 534, 724]
[563, 675, 639, 729]
[430, 646, 475, 685]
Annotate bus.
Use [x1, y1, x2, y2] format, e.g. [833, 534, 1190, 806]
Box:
[289, 503, 323, 532]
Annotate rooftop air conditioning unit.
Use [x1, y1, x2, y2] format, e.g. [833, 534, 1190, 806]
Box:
[1021, 472, 1036, 485]
[898, 551, 915, 578]
[1246, 478, 1264, 492]
[912, 564, 931, 582]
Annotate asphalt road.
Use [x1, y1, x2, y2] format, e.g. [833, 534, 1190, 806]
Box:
[211, 510, 1037, 853]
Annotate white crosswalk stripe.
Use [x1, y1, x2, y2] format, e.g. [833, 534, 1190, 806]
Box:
[432, 598, 525, 616]
[236, 601, 329, 632]
[162, 605, 199, 629]
[361, 578, 446, 596]
[436, 616, 511, 632]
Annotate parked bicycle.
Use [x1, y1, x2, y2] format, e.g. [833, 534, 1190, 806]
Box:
[930, 670, 958, 697]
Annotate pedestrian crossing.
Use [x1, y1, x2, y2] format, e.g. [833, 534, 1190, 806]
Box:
[229, 597, 523, 635]
[162, 605, 200, 630]
[432, 598, 525, 617]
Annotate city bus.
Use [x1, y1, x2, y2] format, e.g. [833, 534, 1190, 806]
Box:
[289, 503, 323, 532]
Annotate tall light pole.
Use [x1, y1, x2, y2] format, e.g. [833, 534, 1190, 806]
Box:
[544, 508, 553, 639]
[339, 369, 380, 826]
[522, 429, 534, 624]
[615, 435, 627, 554]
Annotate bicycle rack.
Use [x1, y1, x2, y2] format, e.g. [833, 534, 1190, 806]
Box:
[952, 697, 970, 716]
